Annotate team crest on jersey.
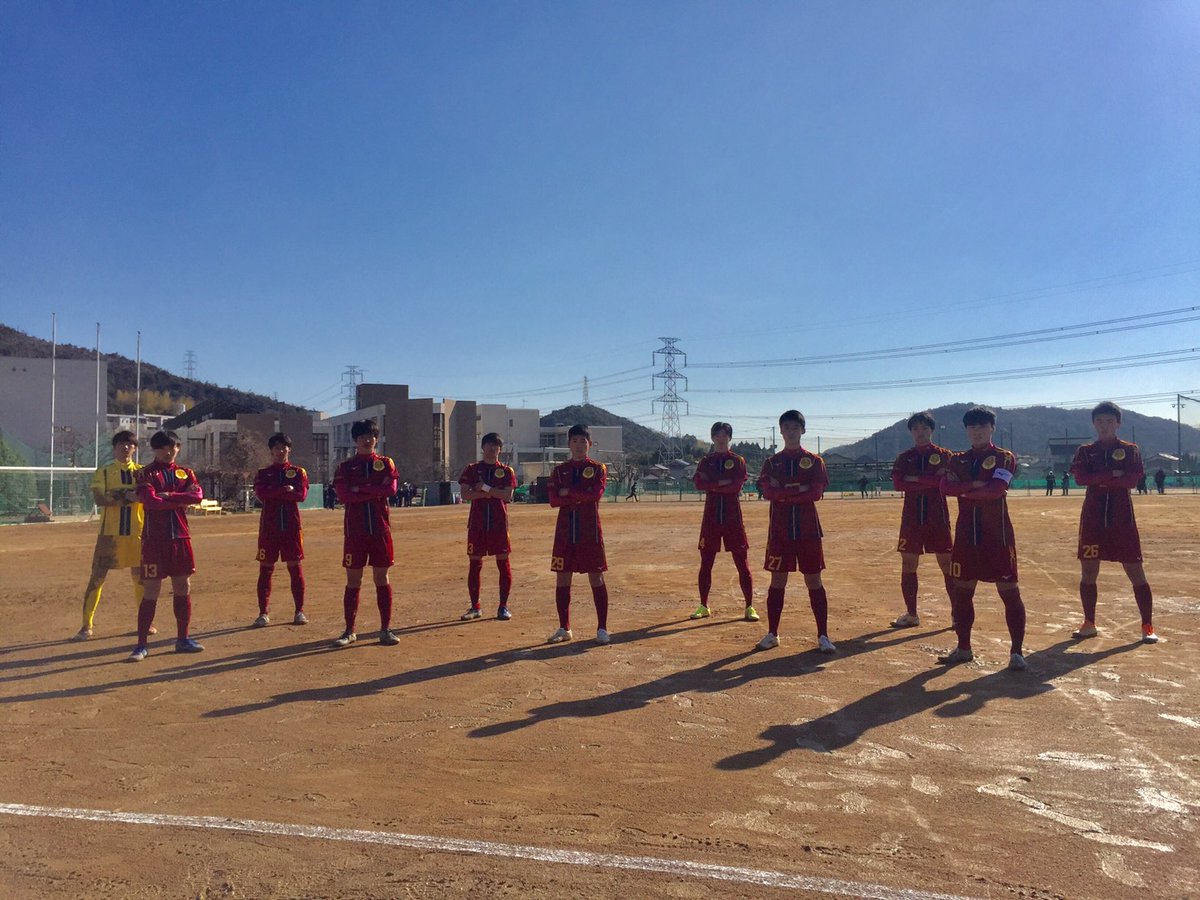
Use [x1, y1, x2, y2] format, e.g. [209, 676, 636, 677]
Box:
[373, 459, 385, 472]
[285, 468, 297, 479]
[982, 456, 997, 470]
[494, 467, 505, 479]
[583, 466, 595, 479]
[929, 453, 942, 465]
[723, 458, 735, 470]
[799, 457, 814, 470]
[1112, 448, 1126, 461]
[174, 470, 188, 481]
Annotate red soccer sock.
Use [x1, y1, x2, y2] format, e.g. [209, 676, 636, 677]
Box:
[808, 586, 829, 637]
[136, 598, 158, 644]
[1133, 583, 1153, 626]
[766, 587, 784, 635]
[591, 583, 609, 630]
[952, 584, 976, 649]
[901, 571, 918, 616]
[376, 584, 393, 631]
[256, 566, 273, 615]
[467, 559, 483, 606]
[698, 550, 716, 605]
[732, 550, 753, 604]
[555, 585, 571, 629]
[496, 557, 512, 605]
[289, 565, 305, 612]
[172, 593, 191, 641]
[999, 587, 1026, 655]
[1080, 582, 1098, 622]
[943, 573, 955, 600]
[343, 587, 360, 632]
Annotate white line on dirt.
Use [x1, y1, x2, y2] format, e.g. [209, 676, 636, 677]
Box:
[0, 801, 972, 899]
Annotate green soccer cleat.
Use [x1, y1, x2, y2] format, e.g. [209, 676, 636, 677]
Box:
[689, 605, 710, 620]
[744, 606, 760, 623]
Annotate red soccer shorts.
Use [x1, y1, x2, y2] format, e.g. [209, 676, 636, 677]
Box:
[258, 531, 304, 564]
[699, 521, 749, 553]
[550, 537, 607, 573]
[763, 539, 825, 574]
[1077, 522, 1143, 564]
[897, 522, 953, 555]
[343, 532, 394, 569]
[141, 539, 196, 579]
[950, 543, 1018, 584]
[467, 526, 511, 557]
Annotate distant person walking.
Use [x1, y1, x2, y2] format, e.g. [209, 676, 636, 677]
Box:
[1045, 470, 1056, 496]
[858, 475, 870, 498]
[1060, 473, 1070, 496]
[1154, 469, 1166, 494]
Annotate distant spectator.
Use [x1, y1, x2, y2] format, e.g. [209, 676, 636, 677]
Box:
[1154, 469, 1166, 494]
[1136, 473, 1148, 495]
[1045, 470, 1056, 496]
[857, 474, 870, 498]
[1060, 473, 1070, 496]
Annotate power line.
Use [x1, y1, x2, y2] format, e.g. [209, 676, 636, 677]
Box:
[341, 365, 365, 412]
[690, 306, 1200, 369]
[652, 338, 688, 460]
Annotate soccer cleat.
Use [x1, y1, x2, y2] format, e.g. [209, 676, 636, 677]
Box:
[293, 611, 309, 625]
[689, 605, 711, 620]
[379, 629, 399, 645]
[175, 637, 205, 653]
[497, 606, 512, 621]
[333, 631, 357, 648]
[1141, 623, 1159, 644]
[756, 632, 779, 651]
[596, 628, 611, 645]
[891, 613, 920, 628]
[546, 627, 573, 644]
[252, 614, 270, 628]
[1072, 621, 1098, 639]
[71, 627, 92, 642]
[938, 646, 974, 665]
[1008, 652, 1028, 671]
[817, 635, 837, 654]
[128, 645, 149, 662]
[460, 606, 482, 621]
[744, 605, 760, 622]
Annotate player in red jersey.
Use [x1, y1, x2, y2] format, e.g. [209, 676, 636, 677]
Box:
[1069, 401, 1158, 643]
[755, 410, 836, 654]
[332, 419, 399, 648]
[939, 406, 1027, 671]
[458, 432, 518, 621]
[251, 432, 309, 628]
[546, 424, 610, 645]
[129, 431, 204, 661]
[690, 421, 757, 621]
[889, 411, 954, 627]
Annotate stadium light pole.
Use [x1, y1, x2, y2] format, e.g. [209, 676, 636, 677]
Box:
[1178, 395, 1184, 473]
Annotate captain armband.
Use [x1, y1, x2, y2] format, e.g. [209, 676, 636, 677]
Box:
[994, 468, 1014, 484]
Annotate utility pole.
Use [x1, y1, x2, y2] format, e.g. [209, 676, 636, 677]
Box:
[341, 365, 365, 412]
[652, 338, 688, 461]
[583, 376, 589, 406]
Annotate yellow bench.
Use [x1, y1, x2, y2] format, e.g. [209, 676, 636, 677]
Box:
[191, 499, 224, 515]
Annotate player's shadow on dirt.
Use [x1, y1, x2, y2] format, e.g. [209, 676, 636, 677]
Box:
[0, 624, 263, 681]
[0, 637, 338, 703]
[715, 638, 1143, 771]
[466, 626, 937, 739]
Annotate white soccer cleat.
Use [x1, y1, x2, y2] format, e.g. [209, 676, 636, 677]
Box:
[756, 632, 779, 651]
[252, 614, 270, 628]
[293, 611, 309, 625]
[1008, 652, 1028, 671]
[1141, 623, 1159, 644]
[891, 613, 920, 628]
[546, 627, 573, 644]
[595, 628, 610, 645]
[817, 635, 837, 654]
[460, 606, 482, 621]
[71, 627, 92, 642]
[333, 631, 357, 648]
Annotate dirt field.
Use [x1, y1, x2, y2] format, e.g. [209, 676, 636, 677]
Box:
[1, 493, 1197, 898]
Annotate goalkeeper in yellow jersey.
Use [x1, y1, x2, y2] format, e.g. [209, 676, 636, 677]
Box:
[73, 431, 153, 640]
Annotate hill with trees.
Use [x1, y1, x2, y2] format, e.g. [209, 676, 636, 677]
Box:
[0, 323, 308, 415]
[540, 404, 703, 464]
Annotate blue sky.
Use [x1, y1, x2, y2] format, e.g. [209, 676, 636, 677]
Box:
[3, 1, 1198, 449]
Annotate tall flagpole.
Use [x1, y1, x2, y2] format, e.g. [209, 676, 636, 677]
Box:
[135, 330, 142, 445]
[49, 313, 58, 515]
[95, 322, 102, 468]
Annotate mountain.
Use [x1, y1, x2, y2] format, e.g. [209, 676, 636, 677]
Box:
[827, 403, 1199, 463]
[540, 404, 702, 460]
[0, 323, 308, 414]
